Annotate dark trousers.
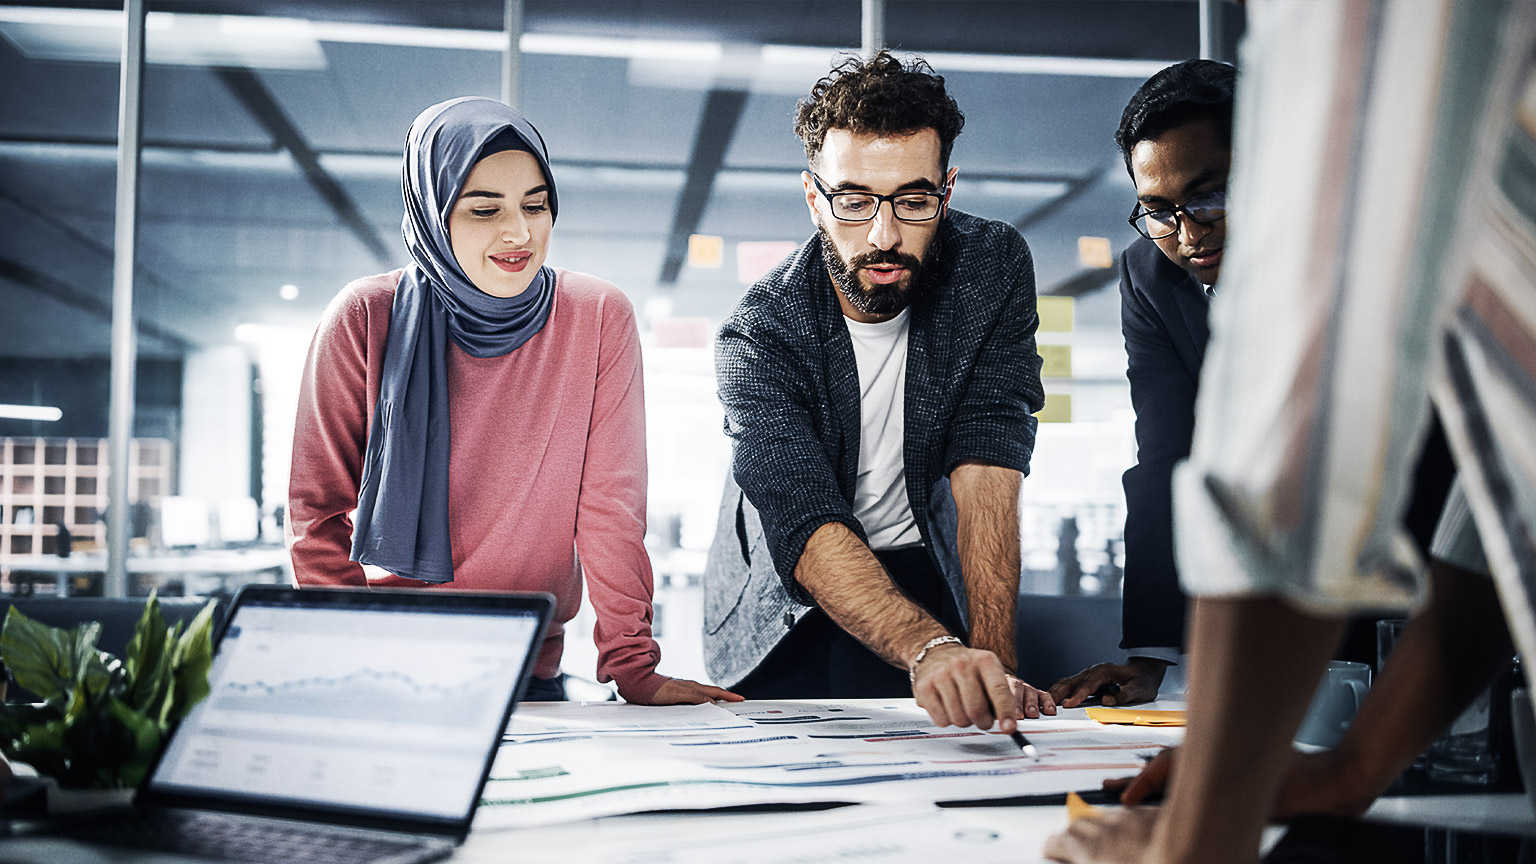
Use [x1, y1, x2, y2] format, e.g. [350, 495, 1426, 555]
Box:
[521, 673, 567, 702]
[733, 545, 967, 699]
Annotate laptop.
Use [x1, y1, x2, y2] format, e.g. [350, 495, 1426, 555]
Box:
[0, 585, 553, 864]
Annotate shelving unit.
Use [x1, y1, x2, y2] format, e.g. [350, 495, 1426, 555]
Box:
[0, 437, 173, 562]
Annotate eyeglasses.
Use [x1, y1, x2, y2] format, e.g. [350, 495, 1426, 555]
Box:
[1128, 190, 1228, 240]
[810, 172, 947, 223]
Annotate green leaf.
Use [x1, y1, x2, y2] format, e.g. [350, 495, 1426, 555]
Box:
[125, 591, 171, 710]
[146, 641, 178, 727]
[0, 702, 61, 758]
[0, 606, 82, 703]
[12, 717, 70, 781]
[0, 598, 216, 789]
[61, 681, 91, 726]
[167, 602, 217, 722]
[72, 623, 113, 698]
[104, 698, 163, 789]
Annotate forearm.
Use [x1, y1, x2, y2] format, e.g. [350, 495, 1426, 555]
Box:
[286, 511, 368, 586]
[1333, 559, 1512, 799]
[796, 521, 950, 669]
[951, 462, 1021, 670]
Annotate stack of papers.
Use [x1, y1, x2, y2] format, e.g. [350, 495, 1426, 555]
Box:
[477, 700, 1180, 828]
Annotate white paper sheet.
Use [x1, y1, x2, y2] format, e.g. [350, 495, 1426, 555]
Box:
[461, 803, 1066, 863]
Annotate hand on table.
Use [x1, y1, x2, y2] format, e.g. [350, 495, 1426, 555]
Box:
[1049, 658, 1168, 708]
[644, 678, 745, 705]
[912, 643, 1056, 732]
[1102, 744, 1174, 806]
[1102, 745, 1375, 819]
[1043, 806, 1163, 864]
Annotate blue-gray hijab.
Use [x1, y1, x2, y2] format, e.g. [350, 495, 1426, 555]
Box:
[350, 97, 559, 582]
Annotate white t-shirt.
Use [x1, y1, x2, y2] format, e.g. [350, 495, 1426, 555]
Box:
[844, 309, 921, 550]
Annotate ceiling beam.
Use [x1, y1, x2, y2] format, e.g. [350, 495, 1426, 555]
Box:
[0, 186, 218, 319]
[1041, 267, 1117, 297]
[657, 87, 749, 286]
[214, 66, 394, 268]
[0, 256, 192, 351]
[1011, 162, 1114, 234]
[0, 135, 1086, 190]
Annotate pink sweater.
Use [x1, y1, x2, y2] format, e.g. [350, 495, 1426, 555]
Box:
[287, 268, 666, 703]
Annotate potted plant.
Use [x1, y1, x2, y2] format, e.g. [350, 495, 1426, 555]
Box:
[0, 593, 216, 801]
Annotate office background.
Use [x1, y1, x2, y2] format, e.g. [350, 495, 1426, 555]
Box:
[0, 0, 1243, 687]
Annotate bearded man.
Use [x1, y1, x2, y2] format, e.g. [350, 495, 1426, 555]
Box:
[704, 51, 1051, 732]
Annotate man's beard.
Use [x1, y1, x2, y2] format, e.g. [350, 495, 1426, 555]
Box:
[817, 219, 939, 317]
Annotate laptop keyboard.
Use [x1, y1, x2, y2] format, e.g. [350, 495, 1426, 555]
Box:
[57, 810, 449, 864]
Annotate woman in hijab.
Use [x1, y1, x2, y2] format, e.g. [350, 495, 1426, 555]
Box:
[287, 97, 739, 705]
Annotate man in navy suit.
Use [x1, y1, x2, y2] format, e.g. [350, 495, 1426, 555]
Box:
[1051, 61, 1454, 709]
[1050, 59, 1235, 707]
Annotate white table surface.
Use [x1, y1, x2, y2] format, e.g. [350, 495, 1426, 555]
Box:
[450, 698, 1535, 861]
[0, 700, 1528, 863]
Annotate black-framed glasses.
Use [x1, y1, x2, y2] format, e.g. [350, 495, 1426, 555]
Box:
[810, 172, 947, 223]
[1128, 190, 1228, 240]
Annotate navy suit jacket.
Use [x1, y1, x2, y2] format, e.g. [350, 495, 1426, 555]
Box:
[1116, 238, 1458, 663]
[1119, 237, 1209, 652]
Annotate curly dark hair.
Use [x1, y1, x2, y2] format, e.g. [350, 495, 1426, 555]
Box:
[794, 50, 965, 170]
[1115, 59, 1236, 177]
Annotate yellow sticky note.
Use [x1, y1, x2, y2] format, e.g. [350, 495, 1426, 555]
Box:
[688, 234, 724, 268]
[1039, 344, 1071, 379]
[1077, 236, 1114, 270]
[1066, 791, 1102, 823]
[1084, 707, 1187, 727]
[1035, 393, 1071, 423]
[1038, 296, 1074, 332]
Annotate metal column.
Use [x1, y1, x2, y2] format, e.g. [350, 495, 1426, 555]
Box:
[1199, 0, 1224, 62]
[862, 0, 885, 56]
[502, 0, 524, 108]
[107, 0, 146, 599]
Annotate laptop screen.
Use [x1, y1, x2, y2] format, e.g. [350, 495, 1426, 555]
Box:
[146, 591, 544, 825]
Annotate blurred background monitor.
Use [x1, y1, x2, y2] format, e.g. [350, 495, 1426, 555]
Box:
[158, 496, 210, 549]
[216, 497, 261, 545]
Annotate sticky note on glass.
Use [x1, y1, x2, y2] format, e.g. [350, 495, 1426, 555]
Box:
[1038, 296, 1073, 332]
[688, 234, 724, 268]
[1035, 393, 1071, 423]
[1085, 707, 1187, 726]
[737, 240, 798, 284]
[1077, 236, 1114, 270]
[1039, 344, 1071, 379]
[1066, 791, 1102, 823]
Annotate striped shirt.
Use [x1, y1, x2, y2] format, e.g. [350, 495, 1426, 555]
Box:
[1173, 0, 1536, 666]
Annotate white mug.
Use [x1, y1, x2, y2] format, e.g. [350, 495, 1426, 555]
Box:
[1511, 687, 1536, 809]
[1295, 660, 1371, 748]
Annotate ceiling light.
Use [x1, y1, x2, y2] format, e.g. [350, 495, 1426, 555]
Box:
[0, 7, 326, 69]
[279, 284, 299, 301]
[920, 51, 1171, 79]
[0, 6, 1174, 84]
[0, 404, 62, 422]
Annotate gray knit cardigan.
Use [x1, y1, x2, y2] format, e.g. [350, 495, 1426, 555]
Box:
[703, 209, 1045, 686]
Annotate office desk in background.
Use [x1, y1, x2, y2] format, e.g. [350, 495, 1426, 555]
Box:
[0, 547, 290, 597]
